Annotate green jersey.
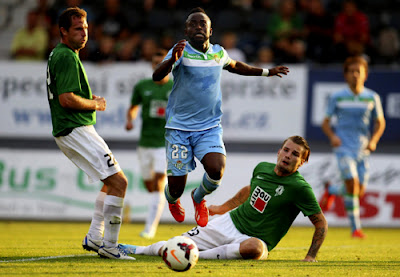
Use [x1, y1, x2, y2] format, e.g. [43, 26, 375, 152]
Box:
[46, 43, 95, 137]
[131, 78, 172, 147]
[230, 162, 321, 251]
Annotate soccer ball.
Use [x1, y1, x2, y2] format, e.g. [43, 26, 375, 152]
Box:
[161, 236, 199, 272]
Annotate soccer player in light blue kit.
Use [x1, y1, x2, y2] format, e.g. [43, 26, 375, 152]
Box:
[320, 56, 386, 238]
[153, 7, 289, 227]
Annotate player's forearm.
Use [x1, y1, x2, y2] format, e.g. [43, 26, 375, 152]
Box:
[306, 213, 328, 259]
[226, 60, 263, 76]
[223, 185, 251, 211]
[306, 226, 327, 259]
[370, 118, 386, 145]
[153, 59, 174, 81]
[59, 92, 97, 110]
[126, 106, 139, 122]
[321, 118, 335, 139]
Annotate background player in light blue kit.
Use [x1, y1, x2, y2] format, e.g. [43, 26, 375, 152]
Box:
[320, 56, 386, 238]
[152, 7, 290, 227]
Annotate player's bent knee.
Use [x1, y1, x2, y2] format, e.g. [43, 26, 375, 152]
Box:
[103, 171, 128, 196]
[205, 165, 225, 180]
[239, 238, 268, 260]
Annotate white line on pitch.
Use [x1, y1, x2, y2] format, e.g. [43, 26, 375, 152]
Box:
[0, 254, 97, 263]
[275, 244, 387, 250]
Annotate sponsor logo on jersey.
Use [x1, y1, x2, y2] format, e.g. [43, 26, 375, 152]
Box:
[250, 186, 271, 213]
[187, 54, 203, 59]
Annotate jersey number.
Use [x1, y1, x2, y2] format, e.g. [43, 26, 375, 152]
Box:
[46, 65, 54, 100]
[171, 145, 188, 159]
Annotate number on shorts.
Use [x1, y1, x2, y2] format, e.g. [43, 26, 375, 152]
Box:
[104, 153, 116, 167]
[171, 144, 188, 159]
[186, 227, 199, 237]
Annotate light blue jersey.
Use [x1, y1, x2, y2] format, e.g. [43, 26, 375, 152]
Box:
[164, 42, 231, 131]
[326, 87, 384, 154]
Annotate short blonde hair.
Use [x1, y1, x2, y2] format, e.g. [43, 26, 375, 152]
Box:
[343, 56, 369, 74]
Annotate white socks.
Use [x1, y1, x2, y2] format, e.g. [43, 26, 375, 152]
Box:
[103, 195, 124, 248]
[199, 244, 241, 259]
[135, 241, 167, 256]
[88, 191, 106, 240]
[144, 192, 166, 235]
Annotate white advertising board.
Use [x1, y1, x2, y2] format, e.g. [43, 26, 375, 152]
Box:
[0, 62, 307, 142]
[0, 149, 399, 227]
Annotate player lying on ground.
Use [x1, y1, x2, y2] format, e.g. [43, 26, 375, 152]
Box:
[121, 136, 327, 261]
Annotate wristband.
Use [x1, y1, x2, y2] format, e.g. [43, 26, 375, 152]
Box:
[261, 68, 269, 77]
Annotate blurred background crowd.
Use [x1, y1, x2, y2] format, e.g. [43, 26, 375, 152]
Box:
[2, 0, 400, 66]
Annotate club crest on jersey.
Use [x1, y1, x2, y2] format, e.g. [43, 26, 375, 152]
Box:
[174, 160, 184, 170]
[250, 186, 271, 213]
[275, 185, 284, 196]
[213, 54, 220, 64]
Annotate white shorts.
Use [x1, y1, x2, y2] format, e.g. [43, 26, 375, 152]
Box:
[137, 146, 166, 180]
[54, 125, 121, 183]
[183, 213, 257, 250]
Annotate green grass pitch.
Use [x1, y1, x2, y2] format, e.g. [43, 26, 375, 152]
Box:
[0, 221, 399, 276]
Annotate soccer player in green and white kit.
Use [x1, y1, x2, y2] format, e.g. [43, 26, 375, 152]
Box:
[125, 49, 172, 239]
[46, 7, 134, 260]
[120, 136, 327, 262]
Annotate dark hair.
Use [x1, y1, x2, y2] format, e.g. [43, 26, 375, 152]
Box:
[343, 56, 369, 74]
[188, 7, 207, 17]
[58, 7, 87, 37]
[281, 135, 311, 162]
[186, 7, 210, 26]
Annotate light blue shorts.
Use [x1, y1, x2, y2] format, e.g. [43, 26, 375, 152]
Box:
[335, 150, 369, 186]
[165, 126, 226, 176]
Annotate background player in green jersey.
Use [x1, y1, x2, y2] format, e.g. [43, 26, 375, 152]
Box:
[125, 49, 172, 239]
[46, 7, 134, 260]
[121, 136, 327, 262]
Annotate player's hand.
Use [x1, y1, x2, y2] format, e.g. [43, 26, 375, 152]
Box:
[302, 256, 318, 262]
[268, 66, 289, 78]
[172, 39, 186, 62]
[330, 135, 341, 147]
[367, 140, 377, 152]
[126, 121, 134, 131]
[208, 205, 228, 216]
[93, 95, 106, 111]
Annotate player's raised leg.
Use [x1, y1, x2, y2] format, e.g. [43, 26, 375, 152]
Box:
[192, 126, 226, 227]
[165, 176, 186, 223]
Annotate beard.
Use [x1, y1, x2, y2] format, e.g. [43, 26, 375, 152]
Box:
[72, 39, 87, 51]
[276, 164, 292, 176]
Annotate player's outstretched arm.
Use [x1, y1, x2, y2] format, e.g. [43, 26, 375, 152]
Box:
[224, 60, 289, 78]
[302, 212, 328, 262]
[208, 185, 250, 216]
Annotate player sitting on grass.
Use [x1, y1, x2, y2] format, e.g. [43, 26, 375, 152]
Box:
[121, 136, 327, 261]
